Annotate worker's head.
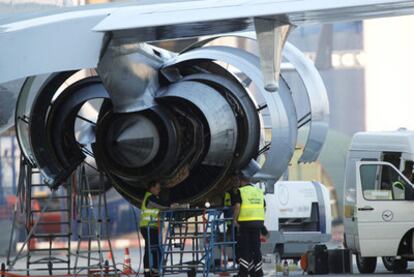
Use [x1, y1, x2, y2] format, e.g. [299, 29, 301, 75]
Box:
[148, 182, 161, 196]
[238, 175, 251, 186]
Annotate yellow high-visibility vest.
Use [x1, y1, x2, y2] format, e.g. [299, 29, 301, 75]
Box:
[140, 192, 159, 228]
[224, 192, 232, 226]
[238, 185, 265, 221]
[224, 192, 231, 207]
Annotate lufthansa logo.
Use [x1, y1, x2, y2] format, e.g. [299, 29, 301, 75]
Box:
[382, 210, 393, 222]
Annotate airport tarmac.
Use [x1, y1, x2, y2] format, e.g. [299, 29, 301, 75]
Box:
[3, 248, 414, 276]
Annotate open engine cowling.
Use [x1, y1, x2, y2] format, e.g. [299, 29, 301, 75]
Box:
[15, 36, 329, 206]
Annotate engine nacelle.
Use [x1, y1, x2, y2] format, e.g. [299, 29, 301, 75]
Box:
[15, 35, 329, 206]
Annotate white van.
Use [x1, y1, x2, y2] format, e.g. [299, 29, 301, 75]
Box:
[344, 129, 414, 273]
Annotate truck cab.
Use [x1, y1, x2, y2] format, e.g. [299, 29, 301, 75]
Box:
[344, 129, 414, 273]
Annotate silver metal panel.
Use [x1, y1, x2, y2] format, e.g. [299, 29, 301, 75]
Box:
[283, 43, 329, 163]
[241, 159, 261, 179]
[183, 33, 328, 163]
[97, 41, 161, 112]
[157, 81, 238, 166]
[109, 115, 160, 167]
[93, 0, 414, 32]
[254, 16, 293, 92]
[277, 78, 298, 158]
[15, 74, 52, 165]
[2, 0, 414, 84]
[165, 46, 295, 181]
[0, 9, 108, 83]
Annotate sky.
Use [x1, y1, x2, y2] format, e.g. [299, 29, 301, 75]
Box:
[364, 15, 414, 131]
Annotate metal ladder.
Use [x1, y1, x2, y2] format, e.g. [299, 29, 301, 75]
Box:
[154, 208, 237, 277]
[7, 156, 72, 275]
[73, 163, 117, 276]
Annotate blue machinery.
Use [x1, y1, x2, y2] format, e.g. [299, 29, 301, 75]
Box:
[148, 208, 237, 277]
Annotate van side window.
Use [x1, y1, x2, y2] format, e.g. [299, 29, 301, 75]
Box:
[360, 164, 408, 200]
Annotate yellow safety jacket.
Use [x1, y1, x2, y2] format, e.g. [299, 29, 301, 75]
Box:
[238, 185, 265, 221]
[224, 192, 232, 226]
[224, 192, 231, 207]
[140, 192, 159, 228]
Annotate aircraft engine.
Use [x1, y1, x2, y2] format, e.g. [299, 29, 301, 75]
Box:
[14, 35, 329, 206]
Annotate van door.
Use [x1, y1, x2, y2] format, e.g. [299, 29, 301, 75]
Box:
[356, 161, 414, 257]
[344, 157, 358, 250]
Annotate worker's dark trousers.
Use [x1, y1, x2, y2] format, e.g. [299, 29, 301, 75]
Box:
[238, 226, 263, 277]
[140, 227, 159, 277]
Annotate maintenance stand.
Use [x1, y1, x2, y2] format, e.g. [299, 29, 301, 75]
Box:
[147, 208, 238, 277]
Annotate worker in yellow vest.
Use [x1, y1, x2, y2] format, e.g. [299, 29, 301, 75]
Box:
[233, 176, 265, 277]
[140, 182, 170, 277]
[224, 191, 233, 228]
[224, 190, 239, 261]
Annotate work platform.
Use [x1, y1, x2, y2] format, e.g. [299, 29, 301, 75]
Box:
[4, 160, 117, 276]
[3, 207, 239, 277]
[4, 159, 238, 277]
[146, 208, 237, 277]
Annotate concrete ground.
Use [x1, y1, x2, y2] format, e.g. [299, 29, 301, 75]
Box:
[3, 248, 414, 276]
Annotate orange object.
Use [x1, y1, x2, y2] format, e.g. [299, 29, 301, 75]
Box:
[28, 238, 36, 250]
[107, 250, 113, 261]
[122, 247, 132, 274]
[300, 253, 308, 272]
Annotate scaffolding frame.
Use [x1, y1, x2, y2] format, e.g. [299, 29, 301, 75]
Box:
[148, 208, 237, 277]
[6, 156, 72, 275]
[73, 163, 118, 277]
[6, 159, 118, 277]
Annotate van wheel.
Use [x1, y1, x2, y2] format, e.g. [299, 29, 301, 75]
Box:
[382, 257, 407, 273]
[356, 254, 376, 273]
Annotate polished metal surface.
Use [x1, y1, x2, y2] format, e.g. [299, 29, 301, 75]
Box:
[15, 71, 107, 185]
[178, 73, 260, 170]
[282, 42, 329, 163]
[93, 0, 414, 32]
[165, 46, 295, 181]
[107, 114, 160, 167]
[157, 81, 238, 166]
[254, 16, 294, 92]
[97, 40, 160, 112]
[15, 74, 53, 166]
[241, 159, 261, 180]
[183, 33, 329, 163]
[3, 0, 414, 84]
[0, 8, 107, 84]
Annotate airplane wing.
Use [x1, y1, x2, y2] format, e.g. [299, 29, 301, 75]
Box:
[1, 0, 414, 84]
